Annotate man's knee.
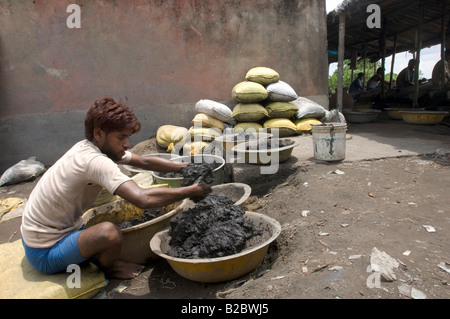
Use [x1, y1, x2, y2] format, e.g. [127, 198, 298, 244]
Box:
[97, 222, 122, 245]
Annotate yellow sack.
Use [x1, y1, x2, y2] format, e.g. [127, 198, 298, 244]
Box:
[263, 118, 297, 137]
[233, 122, 263, 133]
[245, 67, 280, 86]
[189, 126, 222, 141]
[0, 240, 107, 299]
[232, 81, 268, 103]
[192, 113, 225, 131]
[265, 102, 299, 119]
[231, 103, 269, 122]
[183, 141, 209, 155]
[156, 125, 189, 152]
[294, 118, 322, 132]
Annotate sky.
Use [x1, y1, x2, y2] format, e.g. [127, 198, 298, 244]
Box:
[326, 0, 441, 78]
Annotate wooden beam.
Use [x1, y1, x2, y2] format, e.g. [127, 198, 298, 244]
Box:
[441, 0, 447, 88]
[337, 13, 346, 112]
[413, 1, 424, 107]
[389, 34, 397, 90]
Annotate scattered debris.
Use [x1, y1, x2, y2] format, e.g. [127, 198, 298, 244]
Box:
[423, 225, 436, 232]
[437, 262, 450, 274]
[312, 264, 329, 273]
[369, 247, 399, 282]
[114, 284, 128, 293]
[301, 210, 310, 217]
[328, 169, 345, 175]
[402, 250, 411, 256]
[348, 254, 362, 260]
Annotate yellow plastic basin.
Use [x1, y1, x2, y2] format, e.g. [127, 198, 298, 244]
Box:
[400, 110, 449, 125]
[150, 211, 281, 283]
[82, 184, 184, 264]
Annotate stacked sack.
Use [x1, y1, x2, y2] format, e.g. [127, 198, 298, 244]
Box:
[230, 67, 299, 137]
[156, 99, 235, 156]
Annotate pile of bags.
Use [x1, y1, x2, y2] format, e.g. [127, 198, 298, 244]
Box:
[155, 66, 345, 155]
[156, 99, 236, 155]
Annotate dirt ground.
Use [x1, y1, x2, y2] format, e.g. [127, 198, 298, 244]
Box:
[1, 135, 449, 301]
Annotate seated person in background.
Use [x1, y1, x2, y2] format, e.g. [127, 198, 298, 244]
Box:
[366, 67, 384, 90]
[396, 59, 416, 89]
[431, 49, 450, 88]
[348, 72, 364, 99]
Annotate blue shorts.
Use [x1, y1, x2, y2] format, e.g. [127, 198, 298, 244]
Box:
[22, 226, 94, 274]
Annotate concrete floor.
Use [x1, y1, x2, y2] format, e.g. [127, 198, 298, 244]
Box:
[289, 115, 450, 164]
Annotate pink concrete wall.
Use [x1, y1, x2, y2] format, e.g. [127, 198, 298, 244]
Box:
[0, 0, 328, 117]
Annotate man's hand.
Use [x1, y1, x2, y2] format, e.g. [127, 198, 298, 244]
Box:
[190, 180, 212, 198]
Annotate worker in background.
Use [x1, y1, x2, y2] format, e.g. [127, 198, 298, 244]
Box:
[348, 72, 365, 99]
[366, 67, 384, 90]
[431, 49, 450, 88]
[20, 97, 211, 279]
[396, 59, 416, 89]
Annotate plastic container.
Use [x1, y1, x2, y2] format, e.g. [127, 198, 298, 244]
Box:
[82, 184, 184, 264]
[311, 123, 347, 161]
[400, 110, 449, 125]
[149, 211, 281, 283]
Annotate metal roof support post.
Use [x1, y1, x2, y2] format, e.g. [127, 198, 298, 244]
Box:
[337, 13, 345, 112]
[413, 1, 424, 108]
[389, 35, 397, 90]
[381, 21, 387, 103]
[441, 0, 447, 89]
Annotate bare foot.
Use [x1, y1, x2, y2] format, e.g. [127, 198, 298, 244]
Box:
[104, 260, 144, 279]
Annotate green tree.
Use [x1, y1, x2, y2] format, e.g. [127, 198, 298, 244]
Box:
[328, 59, 397, 93]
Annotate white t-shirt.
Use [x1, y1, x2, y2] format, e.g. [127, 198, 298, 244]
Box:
[21, 140, 132, 248]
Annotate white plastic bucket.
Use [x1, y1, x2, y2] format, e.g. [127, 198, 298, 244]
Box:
[311, 123, 347, 161]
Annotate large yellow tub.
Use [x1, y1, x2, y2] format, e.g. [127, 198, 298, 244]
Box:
[400, 110, 449, 125]
[150, 211, 281, 283]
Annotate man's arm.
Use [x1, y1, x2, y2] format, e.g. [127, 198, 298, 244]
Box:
[127, 153, 187, 173]
[114, 180, 208, 209]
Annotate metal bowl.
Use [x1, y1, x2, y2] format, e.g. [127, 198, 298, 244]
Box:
[215, 132, 273, 154]
[231, 139, 299, 164]
[149, 211, 281, 283]
[152, 154, 225, 187]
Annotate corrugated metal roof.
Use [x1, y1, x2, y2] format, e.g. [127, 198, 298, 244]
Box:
[327, 0, 450, 63]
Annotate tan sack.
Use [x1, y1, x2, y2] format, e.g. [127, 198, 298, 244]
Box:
[265, 102, 299, 119]
[192, 113, 225, 131]
[245, 67, 280, 86]
[233, 122, 263, 133]
[294, 118, 322, 132]
[156, 125, 189, 152]
[263, 118, 297, 137]
[0, 240, 107, 299]
[189, 126, 222, 141]
[232, 81, 268, 103]
[231, 103, 269, 122]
